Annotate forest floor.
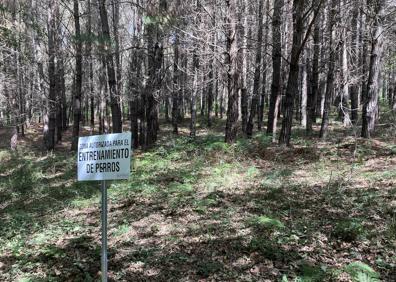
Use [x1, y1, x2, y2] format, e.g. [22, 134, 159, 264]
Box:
[0, 114, 395, 281]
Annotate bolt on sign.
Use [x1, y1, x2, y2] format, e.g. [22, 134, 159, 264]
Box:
[77, 132, 132, 181]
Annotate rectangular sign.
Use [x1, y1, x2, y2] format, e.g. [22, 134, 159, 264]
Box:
[77, 132, 132, 181]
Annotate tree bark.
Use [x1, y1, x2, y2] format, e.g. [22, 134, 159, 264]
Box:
[240, 0, 249, 134]
[87, 0, 95, 129]
[129, 45, 141, 148]
[225, 0, 239, 143]
[172, 33, 180, 134]
[207, 3, 216, 128]
[267, 0, 283, 136]
[301, 50, 308, 128]
[220, 84, 225, 119]
[112, 0, 122, 101]
[98, 0, 122, 133]
[339, 10, 350, 126]
[349, 2, 359, 124]
[319, 0, 337, 139]
[360, 8, 368, 106]
[247, 0, 265, 138]
[258, 0, 270, 131]
[71, 0, 82, 151]
[56, 51, 65, 142]
[393, 84, 396, 111]
[361, 0, 385, 138]
[44, 0, 59, 151]
[191, 51, 198, 137]
[279, 0, 319, 145]
[307, 10, 320, 133]
[146, 42, 162, 145]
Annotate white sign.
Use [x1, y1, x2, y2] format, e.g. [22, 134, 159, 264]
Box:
[77, 132, 132, 181]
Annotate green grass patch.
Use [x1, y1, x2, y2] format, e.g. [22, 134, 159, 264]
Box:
[344, 261, 380, 282]
[113, 223, 131, 237]
[248, 215, 285, 231]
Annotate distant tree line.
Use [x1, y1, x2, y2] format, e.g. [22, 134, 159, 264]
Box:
[0, 0, 395, 150]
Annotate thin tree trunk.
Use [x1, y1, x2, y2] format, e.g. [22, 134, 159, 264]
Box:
[225, 0, 239, 143]
[240, 0, 249, 134]
[200, 85, 205, 117]
[215, 73, 219, 118]
[172, 33, 180, 134]
[247, 0, 264, 138]
[360, 8, 368, 106]
[87, 0, 95, 129]
[207, 66, 214, 127]
[301, 51, 308, 128]
[112, 0, 121, 96]
[180, 50, 187, 121]
[56, 51, 65, 142]
[258, 0, 270, 131]
[319, 1, 337, 139]
[267, 0, 283, 137]
[99, 57, 107, 134]
[393, 84, 396, 111]
[98, 0, 122, 133]
[220, 84, 225, 119]
[146, 42, 162, 146]
[349, 2, 359, 124]
[339, 14, 350, 126]
[71, 0, 82, 151]
[129, 48, 141, 148]
[207, 3, 215, 127]
[44, 0, 58, 151]
[307, 10, 320, 133]
[362, 0, 385, 138]
[165, 95, 170, 123]
[191, 51, 198, 137]
[390, 68, 396, 111]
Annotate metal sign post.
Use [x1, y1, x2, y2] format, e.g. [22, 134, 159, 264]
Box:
[101, 180, 108, 282]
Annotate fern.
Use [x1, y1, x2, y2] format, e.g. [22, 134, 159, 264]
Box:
[250, 215, 285, 230]
[344, 262, 380, 282]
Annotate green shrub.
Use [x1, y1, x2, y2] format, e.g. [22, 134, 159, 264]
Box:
[206, 141, 230, 152]
[344, 262, 380, 282]
[249, 215, 285, 233]
[282, 264, 327, 282]
[297, 264, 327, 282]
[197, 260, 223, 277]
[248, 237, 283, 260]
[193, 198, 218, 214]
[256, 133, 272, 147]
[332, 219, 365, 242]
[236, 138, 253, 153]
[10, 160, 39, 193]
[246, 166, 259, 178]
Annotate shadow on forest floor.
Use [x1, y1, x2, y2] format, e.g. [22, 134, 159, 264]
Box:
[1, 118, 396, 281]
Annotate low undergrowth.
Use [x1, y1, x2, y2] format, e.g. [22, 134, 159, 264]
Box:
[0, 122, 395, 281]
